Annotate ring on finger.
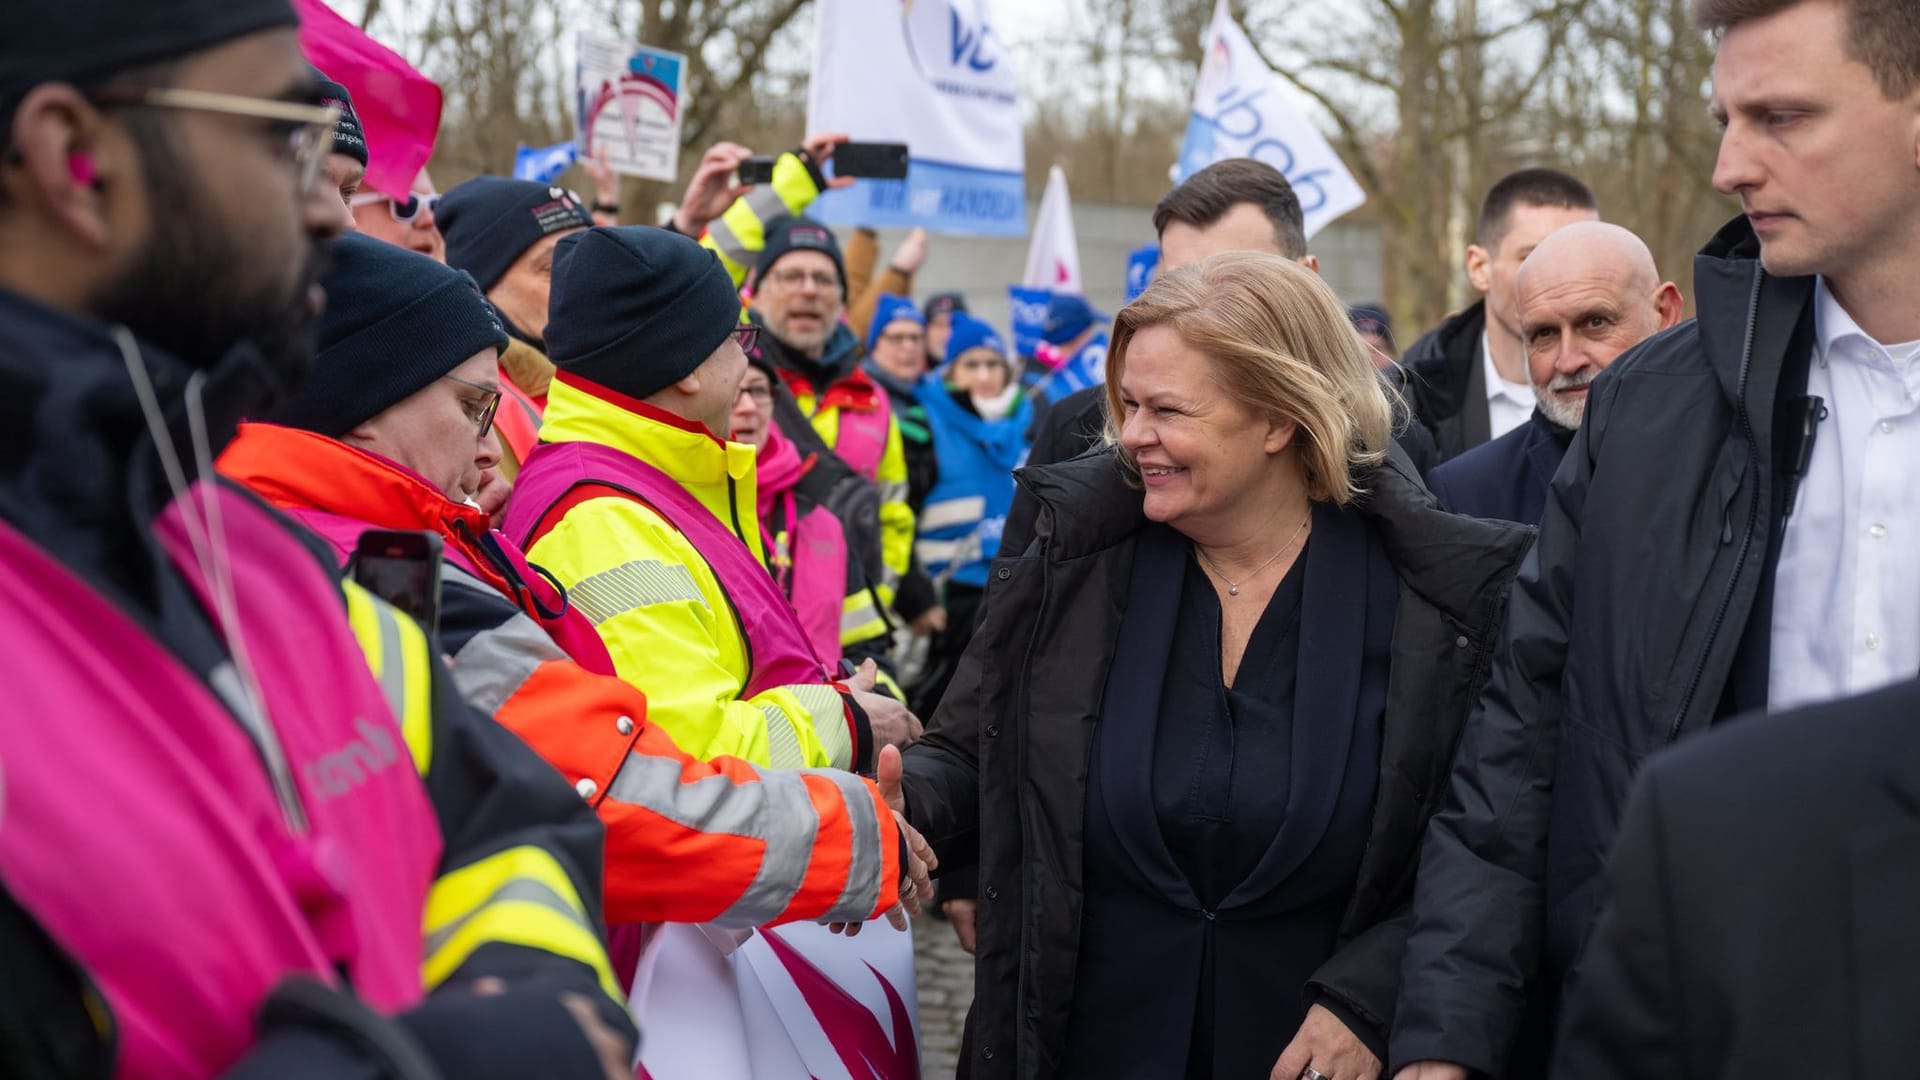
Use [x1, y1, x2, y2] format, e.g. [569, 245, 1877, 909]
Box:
[1302, 1068, 1329, 1080]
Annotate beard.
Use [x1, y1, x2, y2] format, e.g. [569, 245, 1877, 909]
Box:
[88, 121, 326, 399]
[1532, 367, 1597, 430]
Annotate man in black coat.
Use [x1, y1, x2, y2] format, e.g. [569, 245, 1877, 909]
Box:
[1553, 676, 1920, 1080]
[1399, 170, 1598, 464]
[1426, 222, 1683, 525]
[1392, 2, 1920, 1077]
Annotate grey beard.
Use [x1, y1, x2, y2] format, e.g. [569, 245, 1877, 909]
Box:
[1531, 369, 1596, 430]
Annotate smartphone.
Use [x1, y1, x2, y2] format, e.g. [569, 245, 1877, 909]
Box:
[351, 529, 444, 638]
[734, 155, 778, 186]
[830, 142, 910, 180]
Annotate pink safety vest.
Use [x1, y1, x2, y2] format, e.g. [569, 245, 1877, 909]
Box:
[0, 485, 442, 1080]
[756, 425, 851, 666]
[797, 370, 892, 483]
[501, 439, 833, 696]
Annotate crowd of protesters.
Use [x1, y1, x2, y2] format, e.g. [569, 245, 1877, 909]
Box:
[3, 0, 1919, 1078]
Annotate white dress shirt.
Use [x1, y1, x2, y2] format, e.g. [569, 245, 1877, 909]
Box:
[1767, 278, 1920, 710]
[1482, 330, 1535, 441]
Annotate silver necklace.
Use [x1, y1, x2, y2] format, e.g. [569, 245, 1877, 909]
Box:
[1196, 512, 1311, 596]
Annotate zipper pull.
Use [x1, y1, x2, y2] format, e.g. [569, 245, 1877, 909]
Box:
[1722, 508, 1734, 545]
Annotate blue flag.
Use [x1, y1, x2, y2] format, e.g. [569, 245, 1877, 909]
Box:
[1008, 285, 1053, 360]
[1125, 244, 1160, 303]
[514, 140, 579, 184]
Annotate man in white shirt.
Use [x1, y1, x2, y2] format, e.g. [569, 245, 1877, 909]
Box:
[1393, 0, 1920, 1076]
[1400, 169, 1600, 461]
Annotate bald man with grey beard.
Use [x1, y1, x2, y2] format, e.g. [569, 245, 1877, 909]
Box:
[1427, 222, 1685, 525]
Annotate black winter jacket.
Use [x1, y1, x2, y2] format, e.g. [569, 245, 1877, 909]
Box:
[900, 444, 1531, 1079]
[1392, 217, 1820, 1074]
[1398, 300, 1489, 463]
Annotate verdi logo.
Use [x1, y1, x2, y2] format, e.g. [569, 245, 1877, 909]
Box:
[901, 0, 1006, 86]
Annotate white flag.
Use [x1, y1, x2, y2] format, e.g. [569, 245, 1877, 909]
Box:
[1023, 165, 1083, 292]
[807, 0, 1026, 236]
[1176, 0, 1367, 238]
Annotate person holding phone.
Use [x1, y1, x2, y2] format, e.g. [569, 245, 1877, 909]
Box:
[223, 233, 932, 933]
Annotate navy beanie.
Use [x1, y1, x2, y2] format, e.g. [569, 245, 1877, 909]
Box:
[274, 233, 509, 437]
[1040, 293, 1101, 346]
[752, 217, 846, 296]
[313, 70, 368, 167]
[547, 226, 743, 401]
[945, 313, 1007, 367]
[1348, 303, 1394, 346]
[439, 177, 594, 293]
[866, 293, 924, 353]
[1, 0, 295, 127]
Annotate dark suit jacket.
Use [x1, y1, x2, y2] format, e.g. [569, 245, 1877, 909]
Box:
[1425, 410, 1573, 525]
[1553, 676, 1920, 1080]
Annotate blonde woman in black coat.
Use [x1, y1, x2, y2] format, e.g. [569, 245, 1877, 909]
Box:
[890, 252, 1533, 1080]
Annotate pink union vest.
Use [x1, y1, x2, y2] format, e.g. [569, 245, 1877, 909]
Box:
[502, 440, 832, 697]
[0, 486, 441, 1079]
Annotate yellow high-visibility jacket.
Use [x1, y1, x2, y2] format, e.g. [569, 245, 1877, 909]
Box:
[514, 377, 867, 772]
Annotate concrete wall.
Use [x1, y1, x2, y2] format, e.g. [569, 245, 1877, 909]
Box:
[840, 199, 1385, 335]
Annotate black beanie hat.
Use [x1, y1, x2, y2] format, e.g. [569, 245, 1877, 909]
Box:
[547, 226, 743, 401]
[438, 177, 595, 293]
[752, 217, 846, 297]
[313, 70, 368, 168]
[1, 0, 296, 127]
[274, 233, 510, 438]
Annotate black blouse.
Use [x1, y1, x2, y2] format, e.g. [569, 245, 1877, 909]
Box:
[1152, 547, 1307, 911]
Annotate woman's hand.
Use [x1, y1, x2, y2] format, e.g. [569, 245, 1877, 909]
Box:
[1270, 1004, 1381, 1080]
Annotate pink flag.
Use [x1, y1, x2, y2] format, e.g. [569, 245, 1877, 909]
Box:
[294, 0, 442, 198]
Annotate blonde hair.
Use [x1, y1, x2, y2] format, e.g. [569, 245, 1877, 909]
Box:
[1103, 251, 1396, 505]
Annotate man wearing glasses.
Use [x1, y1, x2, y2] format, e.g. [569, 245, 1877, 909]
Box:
[0, 3, 633, 1077]
[353, 166, 446, 260]
[499, 225, 924, 777]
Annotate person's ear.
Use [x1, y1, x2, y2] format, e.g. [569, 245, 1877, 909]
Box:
[1296, 253, 1321, 276]
[673, 370, 703, 396]
[1263, 414, 1298, 456]
[1465, 244, 1493, 295]
[1653, 282, 1685, 329]
[4, 84, 122, 249]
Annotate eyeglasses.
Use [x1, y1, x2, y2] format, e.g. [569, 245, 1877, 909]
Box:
[737, 383, 774, 405]
[87, 87, 340, 195]
[442, 374, 501, 438]
[880, 330, 925, 347]
[766, 267, 841, 292]
[732, 325, 762, 353]
[351, 189, 441, 224]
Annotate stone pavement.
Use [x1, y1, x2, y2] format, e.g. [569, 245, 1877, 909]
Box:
[913, 911, 975, 1079]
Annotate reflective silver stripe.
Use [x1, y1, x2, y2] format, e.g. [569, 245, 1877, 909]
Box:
[840, 594, 886, 636]
[791, 684, 852, 769]
[422, 877, 583, 959]
[878, 481, 911, 506]
[567, 559, 706, 624]
[821, 769, 885, 922]
[366, 599, 411, 720]
[758, 703, 808, 769]
[919, 496, 986, 534]
[706, 215, 751, 271]
[449, 609, 563, 717]
[603, 754, 822, 928]
[916, 536, 977, 566]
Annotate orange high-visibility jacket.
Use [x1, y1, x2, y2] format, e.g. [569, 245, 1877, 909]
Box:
[221, 422, 901, 927]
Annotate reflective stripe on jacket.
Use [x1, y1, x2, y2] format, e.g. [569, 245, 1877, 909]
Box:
[221, 423, 898, 927]
[501, 377, 868, 772]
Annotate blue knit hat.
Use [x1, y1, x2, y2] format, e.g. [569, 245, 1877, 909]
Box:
[945, 312, 1007, 367]
[866, 294, 924, 353]
[438, 177, 595, 292]
[1040, 293, 1102, 346]
[547, 226, 743, 401]
[274, 233, 509, 437]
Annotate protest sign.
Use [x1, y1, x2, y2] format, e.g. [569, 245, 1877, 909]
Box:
[576, 34, 686, 182]
[515, 141, 579, 184]
[1126, 244, 1161, 303]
